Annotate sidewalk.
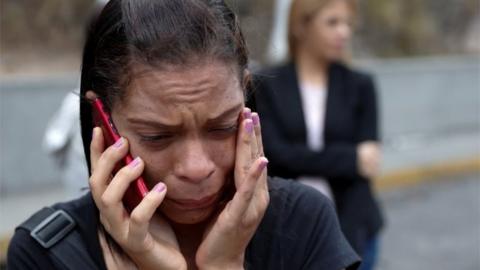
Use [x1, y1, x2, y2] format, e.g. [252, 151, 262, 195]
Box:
[378, 173, 480, 270]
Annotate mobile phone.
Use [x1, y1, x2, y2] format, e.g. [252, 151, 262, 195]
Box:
[91, 98, 148, 212]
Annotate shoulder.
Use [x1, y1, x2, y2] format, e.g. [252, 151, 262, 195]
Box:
[267, 176, 334, 213]
[7, 227, 55, 269]
[265, 177, 339, 233]
[7, 194, 100, 269]
[332, 62, 373, 83]
[254, 62, 296, 85]
[250, 177, 360, 269]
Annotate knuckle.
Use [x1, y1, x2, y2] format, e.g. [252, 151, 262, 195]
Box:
[88, 176, 96, 188]
[242, 134, 251, 145]
[240, 188, 254, 199]
[99, 215, 112, 232]
[260, 192, 270, 207]
[103, 146, 121, 161]
[242, 164, 251, 174]
[129, 211, 146, 226]
[100, 193, 114, 207]
[115, 166, 132, 180]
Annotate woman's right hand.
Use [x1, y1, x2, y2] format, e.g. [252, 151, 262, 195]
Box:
[357, 141, 381, 179]
[89, 127, 187, 270]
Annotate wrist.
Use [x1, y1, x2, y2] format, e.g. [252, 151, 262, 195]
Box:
[199, 265, 244, 270]
[198, 255, 244, 270]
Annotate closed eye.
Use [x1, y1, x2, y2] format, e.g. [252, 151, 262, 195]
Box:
[139, 134, 174, 142]
[209, 124, 238, 133]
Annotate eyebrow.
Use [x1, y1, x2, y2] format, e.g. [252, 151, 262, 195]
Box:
[126, 118, 183, 130]
[206, 103, 244, 124]
[126, 103, 244, 129]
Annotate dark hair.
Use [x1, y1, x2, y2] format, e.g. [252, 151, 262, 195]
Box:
[80, 0, 249, 170]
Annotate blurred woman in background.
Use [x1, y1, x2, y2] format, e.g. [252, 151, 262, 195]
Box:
[253, 0, 384, 269]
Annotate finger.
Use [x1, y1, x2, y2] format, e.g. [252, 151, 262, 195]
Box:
[229, 157, 268, 220]
[129, 182, 167, 240]
[90, 137, 129, 206]
[100, 157, 145, 210]
[90, 127, 105, 174]
[234, 118, 254, 185]
[248, 114, 259, 160]
[251, 113, 268, 191]
[243, 108, 258, 160]
[251, 112, 263, 157]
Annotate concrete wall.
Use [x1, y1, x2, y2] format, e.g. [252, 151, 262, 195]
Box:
[358, 56, 480, 141]
[1, 75, 78, 194]
[1, 55, 479, 194]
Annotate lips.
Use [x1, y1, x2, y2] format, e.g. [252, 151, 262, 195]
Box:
[166, 193, 219, 211]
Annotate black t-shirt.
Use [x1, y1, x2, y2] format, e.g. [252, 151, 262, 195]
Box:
[7, 177, 360, 269]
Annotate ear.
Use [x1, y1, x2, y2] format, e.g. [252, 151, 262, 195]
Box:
[292, 16, 307, 41]
[242, 69, 251, 88]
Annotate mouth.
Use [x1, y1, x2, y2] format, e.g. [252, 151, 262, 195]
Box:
[166, 193, 219, 211]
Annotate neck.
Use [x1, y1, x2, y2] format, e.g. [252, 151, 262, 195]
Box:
[295, 48, 330, 86]
[171, 220, 209, 270]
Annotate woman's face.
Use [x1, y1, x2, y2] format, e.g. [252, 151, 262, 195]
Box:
[301, 0, 353, 61]
[111, 60, 244, 224]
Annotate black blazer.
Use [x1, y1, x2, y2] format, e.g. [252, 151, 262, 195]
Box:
[250, 62, 383, 253]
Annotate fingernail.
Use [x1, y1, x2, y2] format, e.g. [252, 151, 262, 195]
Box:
[154, 182, 166, 193]
[129, 157, 141, 168]
[245, 120, 254, 134]
[243, 108, 251, 119]
[252, 113, 259, 126]
[113, 137, 123, 148]
[259, 157, 269, 170]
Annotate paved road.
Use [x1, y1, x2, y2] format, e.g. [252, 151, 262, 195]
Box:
[378, 173, 480, 270]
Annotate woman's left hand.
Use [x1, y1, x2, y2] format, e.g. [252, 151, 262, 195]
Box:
[195, 108, 269, 270]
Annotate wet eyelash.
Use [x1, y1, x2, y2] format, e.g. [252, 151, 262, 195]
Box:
[140, 134, 173, 142]
[211, 124, 238, 133]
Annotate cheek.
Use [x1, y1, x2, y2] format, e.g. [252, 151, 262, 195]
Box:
[128, 143, 173, 189]
[128, 136, 237, 189]
[208, 137, 237, 173]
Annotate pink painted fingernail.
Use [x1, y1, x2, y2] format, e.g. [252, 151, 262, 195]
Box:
[113, 138, 123, 148]
[245, 120, 254, 134]
[243, 108, 251, 119]
[129, 157, 141, 168]
[259, 157, 269, 170]
[252, 113, 259, 126]
[154, 182, 166, 193]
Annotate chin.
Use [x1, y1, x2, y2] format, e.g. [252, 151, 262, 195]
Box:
[161, 205, 217, 225]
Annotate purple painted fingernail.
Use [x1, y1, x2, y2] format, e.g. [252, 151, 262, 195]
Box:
[154, 182, 166, 193]
[245, 120, 254, 134]
[252, 113, 259, 126]
[113, 138, 123, 148]
[259, 157, 269, 170]
[243, 108, 251, 119]
[129, 157, 141, 168]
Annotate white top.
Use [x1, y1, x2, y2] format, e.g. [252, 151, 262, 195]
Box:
[43, 89, 89, 198]
[297, 82, 333, 200]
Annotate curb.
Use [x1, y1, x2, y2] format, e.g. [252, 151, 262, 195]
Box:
[0, 236, 9, 266]
[374, 157, 480, 192]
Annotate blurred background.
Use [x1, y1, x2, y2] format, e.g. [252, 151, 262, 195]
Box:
[1, 0, 479, 269]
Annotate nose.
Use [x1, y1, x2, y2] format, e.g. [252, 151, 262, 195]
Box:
[337, 21, 351, 41]
[174, 138, 215, 183]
